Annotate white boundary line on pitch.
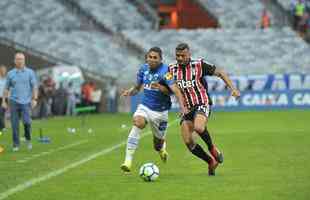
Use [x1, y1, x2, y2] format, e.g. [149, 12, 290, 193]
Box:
[0, 119, 179, 200]
[213, 129, 308, 134]
[16, 140, 89, 163]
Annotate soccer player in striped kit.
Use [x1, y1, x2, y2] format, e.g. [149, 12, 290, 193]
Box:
[169, 43, 240, 176]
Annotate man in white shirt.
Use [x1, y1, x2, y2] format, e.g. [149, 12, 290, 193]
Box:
[91, 85, 102, 113]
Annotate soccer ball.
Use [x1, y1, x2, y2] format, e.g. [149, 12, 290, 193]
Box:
[139, 163, 159, 182]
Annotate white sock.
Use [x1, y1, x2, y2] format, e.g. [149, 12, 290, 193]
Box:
[124, 126, 141, 163]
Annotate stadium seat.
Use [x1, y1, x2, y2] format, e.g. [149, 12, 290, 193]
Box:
[0, 30, 141, 83]
[0, 0, 82, 30]
[74, 0, 152, 31]
[198, 0, 275, 28]
[123, 27, 310, 75]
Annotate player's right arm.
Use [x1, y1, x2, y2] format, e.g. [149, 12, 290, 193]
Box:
[169, 83, 189, 114]
[121, 65, 144, 97]
[121, 84, 143, 96]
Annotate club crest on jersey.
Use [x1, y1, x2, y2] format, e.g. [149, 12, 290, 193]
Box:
[153, 74, 159, 80]
[165, 72, 173, 80]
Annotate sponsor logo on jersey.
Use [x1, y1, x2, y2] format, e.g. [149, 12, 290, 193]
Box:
[177, 79, 196, 88]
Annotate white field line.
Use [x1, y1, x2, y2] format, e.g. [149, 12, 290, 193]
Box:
[0, 119, 178, 200]
[16, 140, 89, 163]
[214, 129, 307, 134]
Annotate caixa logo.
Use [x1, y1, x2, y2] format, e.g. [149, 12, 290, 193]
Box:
[177, 80, 196, 88]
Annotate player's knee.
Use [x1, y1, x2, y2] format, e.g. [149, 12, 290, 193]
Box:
[194, 124, 205, 134]
[133, 118, 146, 129]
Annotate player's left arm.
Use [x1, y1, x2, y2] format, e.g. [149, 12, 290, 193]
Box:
[213, 68, 240, 99]
[169, 83, 188, 114]
[202, 60, 240, 99]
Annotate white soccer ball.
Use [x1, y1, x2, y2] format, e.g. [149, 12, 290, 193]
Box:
[139, 163, 159, 182]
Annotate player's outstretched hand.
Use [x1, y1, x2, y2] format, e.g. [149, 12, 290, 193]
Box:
[231, 89, 241, 99]
[121, 89, 131, 97]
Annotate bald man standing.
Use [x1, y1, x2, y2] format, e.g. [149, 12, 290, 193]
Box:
[2, 53, 38, 152]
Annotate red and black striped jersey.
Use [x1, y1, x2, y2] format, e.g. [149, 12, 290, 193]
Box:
[169, 59, 216, 108]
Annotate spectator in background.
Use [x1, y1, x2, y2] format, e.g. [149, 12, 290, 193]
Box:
[38, 79, 48, 119]
[300, 12, 309, 36]
[81, 81, 94, 106]
[38, 76, 54, 119]
[307, 13, 310, 38]
[66, 82, 76, 116]
[52, 82, 67, 115]
[294, 0, 306, 30]
[107, 80, 118, 113]
[90, 84, 102, 113]
[260, 9, 271, 29]
[2, 52, 38, 151]
[0, 65, 7, 134]
[44, 76, 55, 115]
[290, 0, 298, 12]
[305, 0, 310, 12]
[81, 82, 87, 106]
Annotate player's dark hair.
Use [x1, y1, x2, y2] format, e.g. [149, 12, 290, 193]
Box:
[148, 47, 162, 59]
[176, 43, 190, 51]
[15, 51, 25, 55]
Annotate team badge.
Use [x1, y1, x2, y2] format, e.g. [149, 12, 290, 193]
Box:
[165, 72, 173, 80]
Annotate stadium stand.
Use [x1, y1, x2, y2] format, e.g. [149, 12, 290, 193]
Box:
[0, 0, 82, 30]
[123, 27, 310, 74]
[198, 0, 275, 28]
[0, 31, 141, 82]
[73, 0, 153, 31]
[276, 0, 295, 11]
[0, 0, 308, 83]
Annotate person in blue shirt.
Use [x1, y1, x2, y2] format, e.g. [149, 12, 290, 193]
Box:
[2, 52, 38, 152]
[120, 47, 187, 172]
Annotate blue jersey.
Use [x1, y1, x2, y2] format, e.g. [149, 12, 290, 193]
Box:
[137, 63, 174, 112]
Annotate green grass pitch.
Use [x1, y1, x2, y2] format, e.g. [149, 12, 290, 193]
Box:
[0, 110, 309, 200]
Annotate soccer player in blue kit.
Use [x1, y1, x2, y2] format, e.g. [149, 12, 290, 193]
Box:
[120, 47, 187, 172]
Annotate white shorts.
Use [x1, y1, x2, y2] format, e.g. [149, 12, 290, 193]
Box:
[134, 104, 168, 139]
